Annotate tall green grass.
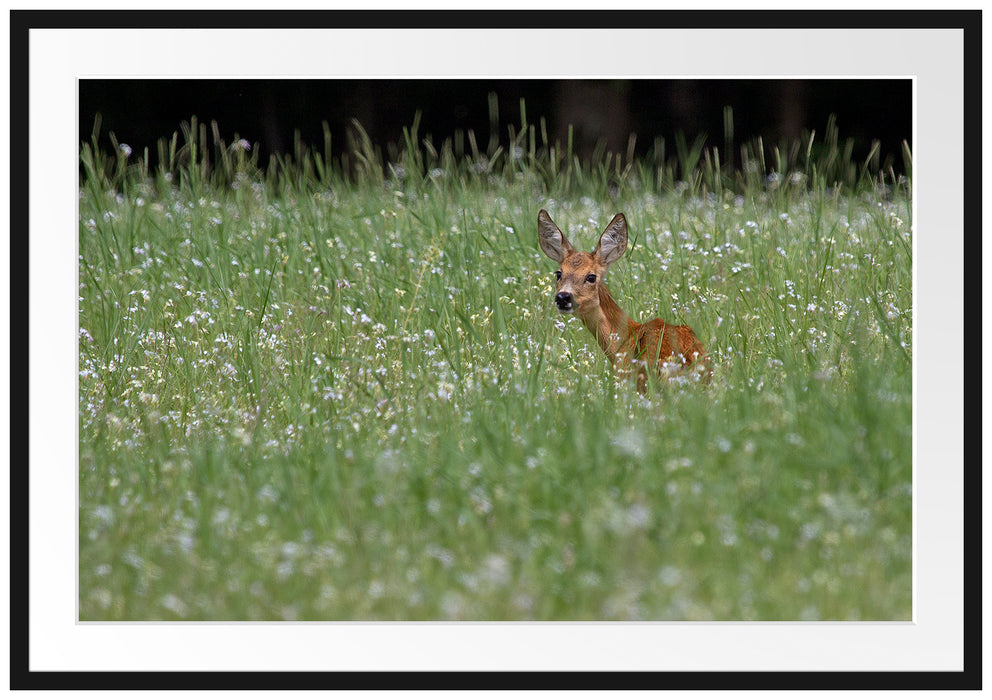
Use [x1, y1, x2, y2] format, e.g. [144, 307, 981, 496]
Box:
[78, 106, 912, 621]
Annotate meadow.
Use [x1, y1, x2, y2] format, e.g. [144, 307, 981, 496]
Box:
[78, 110, 913, 621]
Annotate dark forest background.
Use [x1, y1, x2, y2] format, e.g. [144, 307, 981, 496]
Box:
[80, 79, 912, 172]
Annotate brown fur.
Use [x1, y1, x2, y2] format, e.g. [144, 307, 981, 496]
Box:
[539, 210, 712, 391]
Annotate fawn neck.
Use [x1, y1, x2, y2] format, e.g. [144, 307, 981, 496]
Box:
[577, 284, 638, 363]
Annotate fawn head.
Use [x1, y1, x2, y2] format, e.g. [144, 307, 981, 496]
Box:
[538, 209, 628, 317]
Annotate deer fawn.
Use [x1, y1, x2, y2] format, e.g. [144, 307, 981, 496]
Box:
[538, 209, 712, 391]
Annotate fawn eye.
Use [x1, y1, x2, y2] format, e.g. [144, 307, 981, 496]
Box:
[585, 274, 597, 284]
[555, 270, 562, 280]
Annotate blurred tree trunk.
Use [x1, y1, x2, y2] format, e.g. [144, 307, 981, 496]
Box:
[777, 80, 807, 143]
[553, 80, 632, 159]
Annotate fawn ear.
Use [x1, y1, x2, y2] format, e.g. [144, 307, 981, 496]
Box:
[595, 213, 628, 266]
[538, 209, 573, 263]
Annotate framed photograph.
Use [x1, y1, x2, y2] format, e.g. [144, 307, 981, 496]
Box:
[10, 6, 979, 691]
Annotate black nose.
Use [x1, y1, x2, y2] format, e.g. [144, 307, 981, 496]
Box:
[555, 292, 573, 309]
